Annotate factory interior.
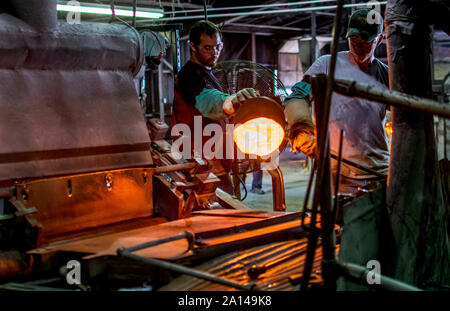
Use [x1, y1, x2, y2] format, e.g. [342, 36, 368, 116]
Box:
[0, 0, 449, 294]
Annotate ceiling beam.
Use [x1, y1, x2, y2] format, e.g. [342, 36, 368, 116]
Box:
[89, 0, 209, 9]
[226, 23, 309, 32]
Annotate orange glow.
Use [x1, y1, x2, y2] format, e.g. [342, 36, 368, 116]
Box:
[233, 117, 285, 156]
[385, 121, 393, 137]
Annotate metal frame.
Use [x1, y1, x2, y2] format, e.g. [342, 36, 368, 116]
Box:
[116, 231, 257, 291]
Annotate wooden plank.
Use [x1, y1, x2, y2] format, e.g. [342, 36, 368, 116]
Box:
[215, 188, 252, 211]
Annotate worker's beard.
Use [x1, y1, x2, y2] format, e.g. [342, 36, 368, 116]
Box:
[200, 55, 218, 69]
[348, 38, 377, 68]
[351, 51, 372, 65]
[194, 49, 219, 69]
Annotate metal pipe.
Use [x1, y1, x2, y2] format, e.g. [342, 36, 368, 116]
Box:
[332, 129, 344, 224]
[318, 0, 346, 289]
[445, 119, 447, 159]
[267, 167, 286, 212]
[137, 2, 387, 23]
[329, 153, 385, 178]
[248, 247, 308, 279]
[227, 23, 308, 32]
[304, 0, 345, 290]
[301, 160, 316, 226]
[333, 79, 450, 119]
[203, 0, 207, 20]
[153, 162, 198, 174]
[121, 231, 194, 254]
[132, 0, 137, 27]
[165, 0, 338, 15]
[157, 60, 164, 121]
[335, 260, 422, 291]
[300, 226, 320, 291]
[301, 76, 332, 291]
[117, 250, 256, 291]
[109, 0, 115, 23]
[311, 10, 317, 65]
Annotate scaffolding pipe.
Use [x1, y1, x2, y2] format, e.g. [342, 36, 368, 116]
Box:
[334, 79, 450, 119]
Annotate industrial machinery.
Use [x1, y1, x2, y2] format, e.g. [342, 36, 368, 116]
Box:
[0, 1, 447, 292]
[0, 1, 310, 291]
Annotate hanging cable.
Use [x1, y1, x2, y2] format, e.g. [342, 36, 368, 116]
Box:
[203, 0, 208, 21]
[132, 0, 137, 27]
[109, 0, 115, 23]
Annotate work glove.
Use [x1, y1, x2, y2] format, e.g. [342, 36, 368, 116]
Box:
[290, 131, 317, 158]
[223, 88, 259, 115]
[231, 88, 258, 107]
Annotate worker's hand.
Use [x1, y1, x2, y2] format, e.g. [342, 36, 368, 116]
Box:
[232, 88, 259, 106]
[290, 132, 317, 158]
[223, 88, 259, 115]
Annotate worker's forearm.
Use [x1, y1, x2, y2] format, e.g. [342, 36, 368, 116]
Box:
[195, 88, 230, 120]
[284, 98, 314, 137]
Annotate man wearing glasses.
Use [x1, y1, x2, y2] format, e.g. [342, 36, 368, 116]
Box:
[173, 20, 257, 195]
[283, 9, 390, 194]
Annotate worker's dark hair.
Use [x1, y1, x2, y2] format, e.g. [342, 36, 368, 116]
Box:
[189, 20, 221, 46]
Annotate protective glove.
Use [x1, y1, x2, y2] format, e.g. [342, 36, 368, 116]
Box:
[290, 131, 317, 158]
[223, 88, 259, 115]
[231, 88, 258, 106]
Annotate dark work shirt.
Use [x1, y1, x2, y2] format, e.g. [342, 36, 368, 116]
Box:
[173, 61, 225, 127]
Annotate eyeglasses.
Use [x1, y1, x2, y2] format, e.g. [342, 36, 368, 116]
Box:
[197, 42, 224, 53]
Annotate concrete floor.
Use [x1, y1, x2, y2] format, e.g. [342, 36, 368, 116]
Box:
[239, 148, 313, 212]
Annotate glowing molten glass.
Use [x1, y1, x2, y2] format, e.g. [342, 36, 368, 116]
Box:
[233, 117, 285, 156]
[385, 121, 393, 137]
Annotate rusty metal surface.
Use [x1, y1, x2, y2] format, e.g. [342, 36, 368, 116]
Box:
[0, 13, 150, 183]
[15, 168, 153, 246]
[153, 175, 185, 220]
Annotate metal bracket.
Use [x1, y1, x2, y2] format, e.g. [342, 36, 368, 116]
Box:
[9, 197, 41, 228]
